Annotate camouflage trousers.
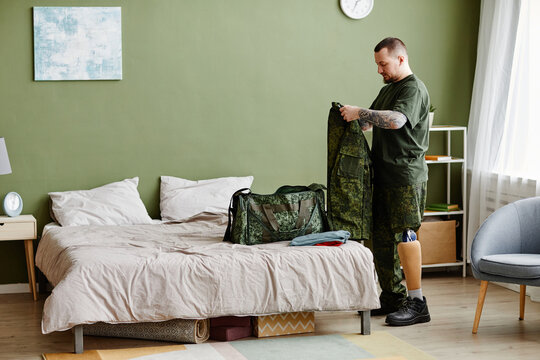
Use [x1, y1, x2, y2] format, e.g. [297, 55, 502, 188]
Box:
[370, 181, 427, 310]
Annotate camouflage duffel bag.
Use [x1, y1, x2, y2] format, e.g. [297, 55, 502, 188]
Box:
[223, 184, 329, 245]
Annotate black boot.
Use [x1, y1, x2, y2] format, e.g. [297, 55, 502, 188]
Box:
[358, 301, 402, 317]
[385, 296, 431, 326]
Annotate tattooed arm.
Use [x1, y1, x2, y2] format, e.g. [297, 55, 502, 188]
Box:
[340, 105, 406, 129]
[359, 120, 373, 131]
[357, 108, 407, 129]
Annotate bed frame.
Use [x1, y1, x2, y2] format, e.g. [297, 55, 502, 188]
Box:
[72, 311, 371, 353]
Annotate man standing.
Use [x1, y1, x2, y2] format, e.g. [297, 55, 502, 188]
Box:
[340, 37, 431, 326]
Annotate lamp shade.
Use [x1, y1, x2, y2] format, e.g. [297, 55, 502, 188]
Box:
[0, 137, 12, 175]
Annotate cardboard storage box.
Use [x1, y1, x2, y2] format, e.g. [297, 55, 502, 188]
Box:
[417, 220, 456, 264]
[253, 312, 315, 337]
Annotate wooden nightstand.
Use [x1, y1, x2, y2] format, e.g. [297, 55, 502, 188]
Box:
[0, 215, 37, 300]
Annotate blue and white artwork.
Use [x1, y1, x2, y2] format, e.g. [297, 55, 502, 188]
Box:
[33, 7, 122, 81]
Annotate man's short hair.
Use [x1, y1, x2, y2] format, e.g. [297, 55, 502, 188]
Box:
[374, 37, 407, 55]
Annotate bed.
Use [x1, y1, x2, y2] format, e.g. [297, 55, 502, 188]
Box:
[36, 177, 380, 353]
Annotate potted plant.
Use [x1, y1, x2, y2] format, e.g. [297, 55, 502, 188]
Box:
[428, 104, 436, 128]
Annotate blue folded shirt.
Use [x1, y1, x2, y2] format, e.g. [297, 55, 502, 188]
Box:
[289, 230, 351, 246]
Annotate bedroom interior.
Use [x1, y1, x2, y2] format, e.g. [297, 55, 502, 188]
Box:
[1, 1, 540, 359]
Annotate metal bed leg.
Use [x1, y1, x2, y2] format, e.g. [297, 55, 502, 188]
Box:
[360, 310, 371, 335]
[73, 325, 84, 354]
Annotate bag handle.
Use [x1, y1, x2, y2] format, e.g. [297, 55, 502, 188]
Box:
[259, 197, 316, 233]
[262, 204, 280, 232]
[295, 198, 315, 228]
[298, 200, 321, 236]
[223, 188, 251, 242]
[274, 183, 325, 195]
[248, 197, 318, 242]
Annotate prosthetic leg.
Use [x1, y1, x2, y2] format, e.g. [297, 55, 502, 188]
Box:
[397, 230, 422, 293]
[385, 230, 431, 326]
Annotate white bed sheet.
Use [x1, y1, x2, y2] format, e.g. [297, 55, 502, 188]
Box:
[36, 213, 380, 334]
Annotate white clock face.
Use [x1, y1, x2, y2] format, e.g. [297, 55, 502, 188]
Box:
[3, 192, 22, 217]
[6, 193, 20, 210]
[340, 0, 374, 19]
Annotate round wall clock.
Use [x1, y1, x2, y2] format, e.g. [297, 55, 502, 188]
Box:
[3, 192, 23, 217]
[340, 0, 374, 19]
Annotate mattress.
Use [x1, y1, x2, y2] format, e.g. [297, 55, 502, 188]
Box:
[36, 212, 380, 334]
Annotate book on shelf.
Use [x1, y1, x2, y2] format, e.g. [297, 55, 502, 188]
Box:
[425, 155, 452, 161]
[425, 203, 459, 212]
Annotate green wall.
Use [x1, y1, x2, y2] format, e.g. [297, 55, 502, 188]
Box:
[0, 0, 480, 284]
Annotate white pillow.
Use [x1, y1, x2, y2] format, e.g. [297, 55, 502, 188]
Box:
[49, 177, 153, 226]
[160, 175, 254, 221]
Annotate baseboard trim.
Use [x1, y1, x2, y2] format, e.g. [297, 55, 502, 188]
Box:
[0, 283, 31, 294]
[495, 282, 540, 303]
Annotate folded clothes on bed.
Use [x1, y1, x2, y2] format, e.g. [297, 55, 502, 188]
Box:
[290, 230, 350, 246]
[314, 241, 346, 247]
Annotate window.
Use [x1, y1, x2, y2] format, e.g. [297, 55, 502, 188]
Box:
[493, 1, 540, 180]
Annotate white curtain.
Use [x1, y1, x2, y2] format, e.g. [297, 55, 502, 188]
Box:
[468, 0, 540, 298]
[468, 0, 540, 253]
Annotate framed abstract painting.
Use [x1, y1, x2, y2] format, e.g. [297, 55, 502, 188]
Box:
[33, 7, 122, 81]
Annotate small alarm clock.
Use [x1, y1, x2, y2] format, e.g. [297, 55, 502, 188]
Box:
[3, 192, 23, 217]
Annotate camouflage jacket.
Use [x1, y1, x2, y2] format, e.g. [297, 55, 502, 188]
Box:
[327, 103, 372, 241]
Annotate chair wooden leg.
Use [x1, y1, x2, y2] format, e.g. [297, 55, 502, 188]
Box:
[519, 285, 526, 320]
[472, 280, 489, 334]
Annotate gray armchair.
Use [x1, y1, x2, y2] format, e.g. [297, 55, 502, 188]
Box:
[471, 196, 540, 334]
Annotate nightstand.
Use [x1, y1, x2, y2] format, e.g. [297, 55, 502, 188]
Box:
[0, 215, 37, 300]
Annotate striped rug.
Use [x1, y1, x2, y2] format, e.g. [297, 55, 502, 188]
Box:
[43, 331, 435, 360]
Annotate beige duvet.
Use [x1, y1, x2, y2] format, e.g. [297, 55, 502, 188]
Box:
[36, 213, 380, 334]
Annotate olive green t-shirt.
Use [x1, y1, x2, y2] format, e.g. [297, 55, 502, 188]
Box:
[370, 74, 430, 186]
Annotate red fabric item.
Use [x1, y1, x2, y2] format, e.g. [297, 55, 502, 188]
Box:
[210, 325, 252, 341]
[314, 241, 344, 246]
[210, 316, 252, 327]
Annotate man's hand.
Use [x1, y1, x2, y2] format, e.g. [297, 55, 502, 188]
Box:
[339, 105, 362, 122]
[339, 105, 373, 131]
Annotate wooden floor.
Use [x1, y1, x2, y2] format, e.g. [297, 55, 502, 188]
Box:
[1, 272, 540, 359]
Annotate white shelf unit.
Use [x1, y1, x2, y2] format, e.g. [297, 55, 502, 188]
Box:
[424, 125, 467, 277]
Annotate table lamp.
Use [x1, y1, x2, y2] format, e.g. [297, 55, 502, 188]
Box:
[0, 138, 22, 217]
